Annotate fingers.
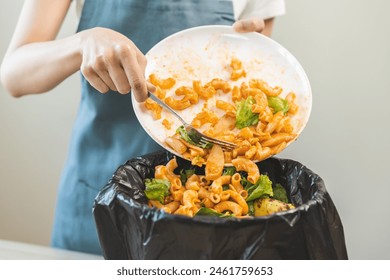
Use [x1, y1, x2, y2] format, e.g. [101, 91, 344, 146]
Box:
[92, 53, 117, 91]
[147, 81, 156, 93]
[95, 70, 117, 92]
[105, 47, 131, 94]
[81, 44, 148, 101]
[120, 44, 148, 102]
[81, 53, 122, 94]
[81, 64, 110, 93]
[79, 28, 151, 99]
[233, 18, 265, 33]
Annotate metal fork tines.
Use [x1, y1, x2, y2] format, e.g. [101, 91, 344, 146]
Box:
[148, 91, 236, 151]
[185, 126, 236, 151]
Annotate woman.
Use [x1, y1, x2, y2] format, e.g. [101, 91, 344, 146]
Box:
[0, 0, 285, 255]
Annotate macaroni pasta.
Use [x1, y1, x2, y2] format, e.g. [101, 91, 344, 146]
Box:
[145, 157, 295, 218]
[145, 57, 299, 181]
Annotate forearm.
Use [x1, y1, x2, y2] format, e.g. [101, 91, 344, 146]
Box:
[1, 33, 82, 97]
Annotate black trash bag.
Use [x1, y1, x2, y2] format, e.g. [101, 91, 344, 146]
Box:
[93, 150, 348, 260]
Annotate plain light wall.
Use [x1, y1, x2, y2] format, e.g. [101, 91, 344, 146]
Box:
[1, 0, 389, 259]
[0, 1, 80, 246]
[274, 0, 390, 259]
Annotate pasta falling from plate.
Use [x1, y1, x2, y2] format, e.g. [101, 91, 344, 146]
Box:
[142, 57, 298, 217]
[145, 57, 299, 167]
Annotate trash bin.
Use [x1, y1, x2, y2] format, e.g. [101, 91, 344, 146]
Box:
[93, 150, 348, 259]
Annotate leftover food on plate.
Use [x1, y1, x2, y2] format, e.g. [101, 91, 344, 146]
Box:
[132, 26, 312, 169]
[145, 57, 299, 173]
[144, 157, 295, 218]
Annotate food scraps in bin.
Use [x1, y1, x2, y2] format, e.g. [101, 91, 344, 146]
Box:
[144, 157, 295, 218]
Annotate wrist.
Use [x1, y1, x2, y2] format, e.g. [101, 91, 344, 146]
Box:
[74, 31, 85, 65]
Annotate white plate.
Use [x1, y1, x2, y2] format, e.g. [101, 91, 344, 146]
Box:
[132, 25, 312, 159]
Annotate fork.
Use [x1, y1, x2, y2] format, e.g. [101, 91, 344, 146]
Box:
[147, 91, 236, 150]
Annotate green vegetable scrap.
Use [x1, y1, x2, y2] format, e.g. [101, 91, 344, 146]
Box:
[179, 168, 196, 185]
[267, 96, 290, 114]
[144, 178, 170, 204]
[245, 174, 274, 202]
[195, 207, 233, 218]
[222, 166, 236, 176]
[247, 200, 255, 216]
[235, 96, 259, 129]
[176, 125, 213, 149]
[272, 183, 289, 203]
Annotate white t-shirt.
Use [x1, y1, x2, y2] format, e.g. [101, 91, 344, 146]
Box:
[75, 0, 286, 20]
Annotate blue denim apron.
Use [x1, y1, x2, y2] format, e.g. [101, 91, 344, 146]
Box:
[52, 0, 234, 255]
